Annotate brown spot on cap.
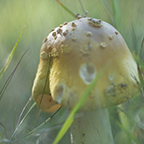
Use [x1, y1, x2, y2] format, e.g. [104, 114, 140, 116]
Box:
[43, 37, 48, 43]
[71, 22, 77, 27]
[63, 32, 67, 36]
[50, 28, 55, 32]
[106, 84, 116, 97]
[109, 35, 114, 40]
[57, 28, 62, 34]
[72, 28, 75, 31]
[88, 18, 102, 27]
[52, 32, 56, 37]
[63, 22, 67, 25]
[118, 83, 127, 93]
[77, 16, 82, 19]
[115, 31, 118, 35]
[63, 30, 69, 36]
[59, 24, 63, 28]
[76, 14, 82, 19]
[54, 36, 57, 40]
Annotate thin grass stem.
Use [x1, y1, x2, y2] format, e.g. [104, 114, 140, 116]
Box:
[0, 48, 29, 101]
[56, 0, 75, 18]
[10, 102, 36, 141]
[11, 106, 62, 143]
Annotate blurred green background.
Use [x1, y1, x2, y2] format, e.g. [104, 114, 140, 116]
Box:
[0, 0, 144, 143]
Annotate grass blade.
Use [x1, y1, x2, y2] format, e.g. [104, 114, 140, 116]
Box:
[131, 24, 138, 55]
[0, 48, 29, 101]
[56, 0, 75, 18]
[0, 122, 7, 138]
[140, 37, 144, 62]
[11, 106, 62, 143]
[112, 0, 121, 31]
[79, 0, 85, 14]
[101, 0, 114, 25]
[0, 26, 26, 79]
[111, 116, 141, 144]
[10, 102, 36, 141]
[16, 97, 33, 127]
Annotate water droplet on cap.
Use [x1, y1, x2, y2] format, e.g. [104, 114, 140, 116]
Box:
[54, 84, 65, 103]
[79, 63, 96, 85]
[109, 74, 114, 81]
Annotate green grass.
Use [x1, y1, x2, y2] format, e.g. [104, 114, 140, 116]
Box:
[0, 26, 25, 80]
[0, 0, 144, 144]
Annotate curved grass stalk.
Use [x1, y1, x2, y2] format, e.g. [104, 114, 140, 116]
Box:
[56, 0, 75, 18]
[10, 102, 36, 141]
[0, 26, 26, 79]
[112, 0, 121, 31]
[111, 116, 141, 144]
[0, 48, 29, 101]
[11, 106, 62, 143]
[16, 96, 33, 127]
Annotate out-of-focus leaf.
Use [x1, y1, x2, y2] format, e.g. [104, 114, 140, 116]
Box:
[0, 26, 26, 79]
[11, 106, 62, 143]
[56, 0, 75, 18]
[111, 116, 141, 144]
[0, 47, 29, 100]
[112, 0, 121, 32]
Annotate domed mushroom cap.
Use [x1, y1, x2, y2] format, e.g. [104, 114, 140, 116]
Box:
[33, 17, 140, 112]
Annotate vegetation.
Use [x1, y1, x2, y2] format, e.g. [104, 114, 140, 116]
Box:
[0, 0, 144, 143]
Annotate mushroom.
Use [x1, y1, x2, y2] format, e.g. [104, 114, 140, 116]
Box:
[32, 17, 140, 144]
[32, 42, 61, 113]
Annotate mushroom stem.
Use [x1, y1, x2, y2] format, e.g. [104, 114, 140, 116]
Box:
[70, 108, 115, 144]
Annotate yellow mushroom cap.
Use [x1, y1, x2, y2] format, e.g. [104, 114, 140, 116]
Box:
[32, 17, 140, 112]
[32, 42, 61, 112]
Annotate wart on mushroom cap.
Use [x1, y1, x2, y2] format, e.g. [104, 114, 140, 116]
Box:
[32, 17, 139, 112]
